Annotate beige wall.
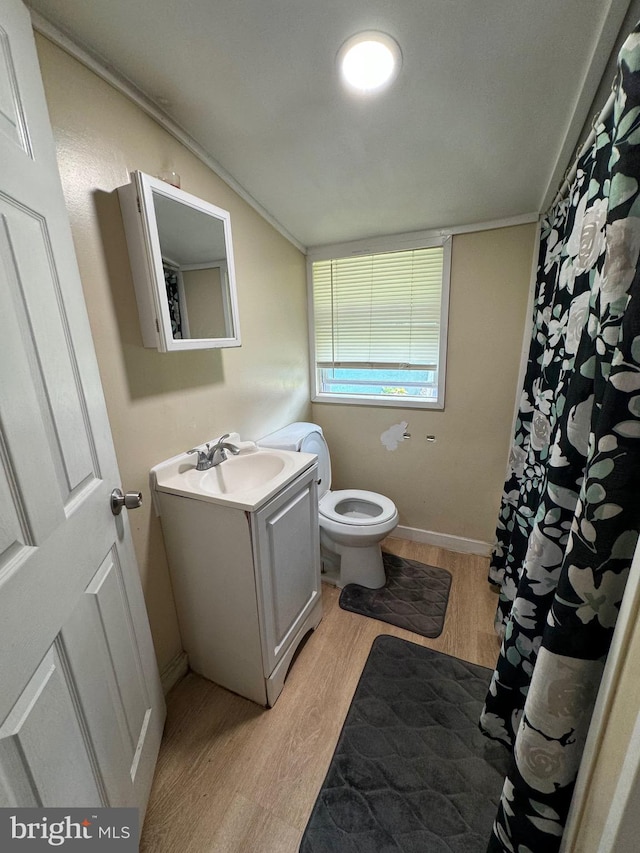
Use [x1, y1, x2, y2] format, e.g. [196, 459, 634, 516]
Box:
[36, 35, 310, 673]
[313, 224, 536, 545]
[181, 266, 226, 339]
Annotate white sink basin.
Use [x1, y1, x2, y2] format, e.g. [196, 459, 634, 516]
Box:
[198, 452, 287, 494]
[150, 434, 316, 510]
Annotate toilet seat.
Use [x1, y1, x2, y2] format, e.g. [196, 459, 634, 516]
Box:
[319, 489, 397, 526]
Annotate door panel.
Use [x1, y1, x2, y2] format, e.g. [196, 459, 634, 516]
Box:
[254, 468, 321, 676]
[0, 24, 31, 155]
[62, 547, 154, 805]
[268, 487, 318, 642]
[0, 210, 64, 543]
[0, 198, 97, 495]
[0, 644, 105, 808]
[84, 552, 150, 760]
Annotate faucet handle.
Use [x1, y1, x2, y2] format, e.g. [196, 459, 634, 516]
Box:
[187, 444, 213, 470]
[187, 443, 210, 458]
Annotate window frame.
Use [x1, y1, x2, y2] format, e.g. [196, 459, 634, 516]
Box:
[307, 232, 452, 410]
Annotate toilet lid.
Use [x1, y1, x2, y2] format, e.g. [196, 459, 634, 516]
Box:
[300, 431, 331, 497]
[319, 489, 397, 526]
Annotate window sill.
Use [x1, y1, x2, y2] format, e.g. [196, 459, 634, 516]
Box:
[311, 392, 444, 410]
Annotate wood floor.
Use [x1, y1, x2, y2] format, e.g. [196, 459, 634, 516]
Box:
[140, 537, 502, 853]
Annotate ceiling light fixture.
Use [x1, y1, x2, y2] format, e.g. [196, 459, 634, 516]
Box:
[338, 31, 402, 94]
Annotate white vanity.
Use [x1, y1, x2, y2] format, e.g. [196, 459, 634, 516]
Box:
[151, 435, 322, 706]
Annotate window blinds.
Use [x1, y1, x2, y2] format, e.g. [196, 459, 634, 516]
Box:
[312, 246, 444, 369]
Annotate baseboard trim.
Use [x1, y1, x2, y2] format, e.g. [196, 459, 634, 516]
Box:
[392, 525, 493, 557]
[160, 651, 189, 695]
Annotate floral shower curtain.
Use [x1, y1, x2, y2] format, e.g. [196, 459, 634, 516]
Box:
[480, 26, 640, 853]
[164, 263, 184, 338]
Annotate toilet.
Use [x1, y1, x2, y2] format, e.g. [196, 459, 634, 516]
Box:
[258, 422, 398, 589]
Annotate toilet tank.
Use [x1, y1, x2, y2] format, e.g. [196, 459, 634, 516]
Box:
[258, 422, 331, 497]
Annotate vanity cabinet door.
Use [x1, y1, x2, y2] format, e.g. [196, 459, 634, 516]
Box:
[252, 466, 321, 677]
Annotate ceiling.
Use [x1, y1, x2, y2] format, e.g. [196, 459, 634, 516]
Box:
[28, 0, 635, 250]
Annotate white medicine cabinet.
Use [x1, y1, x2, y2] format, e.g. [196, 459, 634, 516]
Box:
[118, 171, 241, 352]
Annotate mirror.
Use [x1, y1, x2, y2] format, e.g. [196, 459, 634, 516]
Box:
[118, 171, 241, 351]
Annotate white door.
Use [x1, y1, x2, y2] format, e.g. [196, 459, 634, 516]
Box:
[0, 0, 165, 813]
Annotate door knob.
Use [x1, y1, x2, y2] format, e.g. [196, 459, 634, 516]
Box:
[111, 488, 143, 516]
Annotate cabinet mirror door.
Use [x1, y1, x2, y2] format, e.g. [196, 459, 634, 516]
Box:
[119, 171, 241, 352]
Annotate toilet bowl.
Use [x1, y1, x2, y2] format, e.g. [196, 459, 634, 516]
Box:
[258, 423, 398, 589]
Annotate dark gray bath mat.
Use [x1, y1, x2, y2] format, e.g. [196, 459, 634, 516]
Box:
[299, 635, 508, 853]
[339, 552, 452, 638]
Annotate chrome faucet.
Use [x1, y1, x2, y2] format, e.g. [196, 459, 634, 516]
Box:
[187, 434, 240, 470]
[209, 433, 241, 466]
[187, 443, 214, 470]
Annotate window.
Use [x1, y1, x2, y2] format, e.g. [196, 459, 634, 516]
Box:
[309, 237, 450, 408]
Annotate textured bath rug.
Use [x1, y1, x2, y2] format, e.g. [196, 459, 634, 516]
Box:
[339, 551, 452, 638]
[299, 635, 508, 853]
